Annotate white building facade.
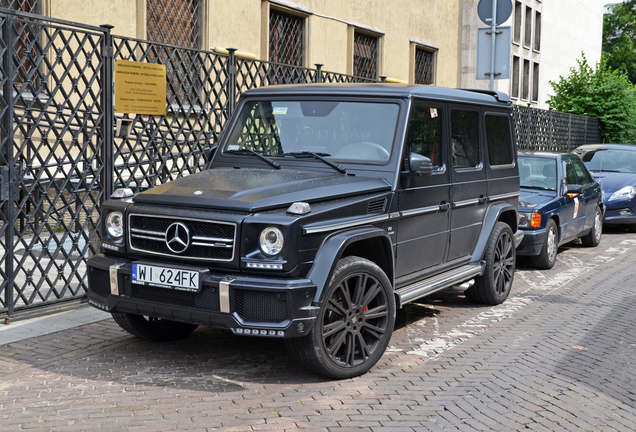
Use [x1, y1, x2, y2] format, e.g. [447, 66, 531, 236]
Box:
[461, 0, 605, 109]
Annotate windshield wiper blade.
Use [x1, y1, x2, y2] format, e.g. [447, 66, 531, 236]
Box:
[520, 185, 555, 191]
[225, 149, 280, 169]
[284, 151, 346, 174]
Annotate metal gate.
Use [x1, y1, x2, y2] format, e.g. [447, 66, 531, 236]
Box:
[0, 9, 110, 317]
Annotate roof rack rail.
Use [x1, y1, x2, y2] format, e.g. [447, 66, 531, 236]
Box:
[460, 88, 510, 103]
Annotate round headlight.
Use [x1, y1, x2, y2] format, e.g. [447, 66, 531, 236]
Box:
[259, 227, 284, 256]
[106, 211, 124, 238]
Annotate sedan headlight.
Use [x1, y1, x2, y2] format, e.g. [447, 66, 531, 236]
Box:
[259, 227, 284, 256]
[608, 186, 636, 202]
[105, 211, 124, 239]
[518, 212, 541, 228]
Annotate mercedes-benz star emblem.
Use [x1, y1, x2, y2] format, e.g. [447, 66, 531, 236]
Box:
[165, 222, 190, 254]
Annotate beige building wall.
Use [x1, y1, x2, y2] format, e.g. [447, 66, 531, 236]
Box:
[45, 0, 139, 38]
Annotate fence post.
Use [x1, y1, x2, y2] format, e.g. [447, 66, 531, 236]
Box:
[314, 63, 323, 83]
[584, 113, 588, 144]
[100, 24, 114, 199]
[548, 107, 553, 150]
[380, 75, 387, 83]
[3, 15, 15, 318]
[227, 48, 237, 117]
[567, 110, 572, 151]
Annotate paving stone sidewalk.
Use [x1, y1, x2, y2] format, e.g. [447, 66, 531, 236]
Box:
[0, 229, 635, 431]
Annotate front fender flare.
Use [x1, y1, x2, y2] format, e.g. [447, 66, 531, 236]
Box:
[306, 227, 394, 303]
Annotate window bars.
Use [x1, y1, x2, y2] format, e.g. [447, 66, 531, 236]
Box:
[146, 0, 199, 49]
[0, 0, 37, 13]
[414, 48, 434, 85]
[353, 32, 378, 80]
[269, 9, 304, 66]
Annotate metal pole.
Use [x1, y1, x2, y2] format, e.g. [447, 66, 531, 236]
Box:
[227, 48, 237, 117]
[3, 15, 14, 317]
[490, 0, 498, 91]
[314, 63, 323, 83]
[100, 24, 114, 199]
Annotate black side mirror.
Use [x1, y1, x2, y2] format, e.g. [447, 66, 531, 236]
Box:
[565, 184, 582, 195]
[406, 153, 433, 177]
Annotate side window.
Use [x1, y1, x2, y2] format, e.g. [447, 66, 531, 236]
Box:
[571, 158, 593, 186]
[485, 114, 513, 166]
[564, 161, 577, 185]
[404, 106, 442, 170]
[451, 110, 480, 169]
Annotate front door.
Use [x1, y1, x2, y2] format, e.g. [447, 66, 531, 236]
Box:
[396, 102, 450, 278]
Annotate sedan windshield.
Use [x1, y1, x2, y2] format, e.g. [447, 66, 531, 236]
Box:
[223, 100, 400, 163]
[518, 156, 558, 191]
[578, 149, 636, 173]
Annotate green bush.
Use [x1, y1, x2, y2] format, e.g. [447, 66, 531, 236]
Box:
[548, 54, 636, 144]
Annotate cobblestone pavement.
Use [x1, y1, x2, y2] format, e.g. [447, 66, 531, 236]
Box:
[1, 228, 636, 431]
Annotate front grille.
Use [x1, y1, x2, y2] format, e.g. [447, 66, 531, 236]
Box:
[121, 275, 220, 311]
[234, 289, 287, 323]
[89, 267, 111, 298]
[129, 214, 236, 261]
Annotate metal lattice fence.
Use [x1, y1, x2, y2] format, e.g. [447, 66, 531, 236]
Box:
[0, 8, 602, 318]
[513, 105, 601, 152]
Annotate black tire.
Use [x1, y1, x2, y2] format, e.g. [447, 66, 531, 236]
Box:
[286, 256, 395, 379]
[581, 207, 603, 247]
[529, 218, 558, 270]
[465, 222, 515, 305]
[111, 312, 198, 341]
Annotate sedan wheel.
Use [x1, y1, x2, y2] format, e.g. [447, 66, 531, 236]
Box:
[530, 218, 558, 270]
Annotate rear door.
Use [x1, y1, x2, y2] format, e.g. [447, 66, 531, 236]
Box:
[484, 112, 518, 206]
[447, 105, 487, 261]
[562, 158, 584, 240]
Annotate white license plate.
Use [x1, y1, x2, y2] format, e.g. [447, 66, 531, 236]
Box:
[131, 263, 201, 292]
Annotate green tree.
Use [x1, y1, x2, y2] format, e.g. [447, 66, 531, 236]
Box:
[548, 54, 636, 143]
[603, 0, 636, 84]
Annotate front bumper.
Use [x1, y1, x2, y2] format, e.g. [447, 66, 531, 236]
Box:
[87, 254, 318, 338]
[603, 204, 636, 225]
[515, 227, 547, 256]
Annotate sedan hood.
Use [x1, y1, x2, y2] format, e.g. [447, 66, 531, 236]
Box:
[132, 168, 391, 212]
[590, 171, 636, 194]
[518, 188, 555, 209]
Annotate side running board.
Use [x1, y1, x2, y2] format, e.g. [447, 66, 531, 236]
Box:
[394, 263, 484, 308]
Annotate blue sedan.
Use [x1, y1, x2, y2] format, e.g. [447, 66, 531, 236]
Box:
[574, 144, 636, 231]
[516, 152, 604, 269]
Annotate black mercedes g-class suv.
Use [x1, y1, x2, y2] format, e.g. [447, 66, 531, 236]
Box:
[88, 84, 523, 379]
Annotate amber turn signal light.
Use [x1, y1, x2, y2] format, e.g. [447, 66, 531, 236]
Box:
[530, 213, 542, 228]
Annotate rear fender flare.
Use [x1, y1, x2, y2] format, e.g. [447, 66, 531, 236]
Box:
[471, 202, 518, 262]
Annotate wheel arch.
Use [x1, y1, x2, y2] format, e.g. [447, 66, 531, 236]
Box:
[306, 227, 394, 303]
[471, 202, 518, 262]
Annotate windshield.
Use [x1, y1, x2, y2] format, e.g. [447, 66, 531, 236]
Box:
[518, 156, 558, 191]
[578, 149, 636, 173]
[223, 100, 400, 163]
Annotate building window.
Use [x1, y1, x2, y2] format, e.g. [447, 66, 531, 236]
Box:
[524, 6, 532, 48]
[534, 11, 541, 51]
[511, 56, 520, 99]
[269, 8, 305, 66]
[532, 62, 540, 102]
[522, 59, 530, 100]
[414, 48, 435, 85]
[353, 31, 378, 80]
[513, 1, 522, 44]
[147, 0, 200, 49]
[1, 0, 37, 12]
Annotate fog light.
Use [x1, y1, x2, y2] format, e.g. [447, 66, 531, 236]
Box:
[617, 208, 633, 215]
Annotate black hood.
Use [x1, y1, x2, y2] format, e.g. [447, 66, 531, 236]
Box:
[132, 168, 392, 212]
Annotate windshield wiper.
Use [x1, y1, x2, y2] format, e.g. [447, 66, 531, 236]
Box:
[225, 149, 280, 169]
[284, 151, 346, 174]
[520, 185, 555, 191]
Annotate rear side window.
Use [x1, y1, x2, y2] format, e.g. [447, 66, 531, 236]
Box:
[485, 114, 513, 166]
[451, 110, 480, 169]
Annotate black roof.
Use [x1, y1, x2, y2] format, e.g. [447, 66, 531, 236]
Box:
[242, 83, 512, 109]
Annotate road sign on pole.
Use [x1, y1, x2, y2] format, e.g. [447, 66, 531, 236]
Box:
[477, 0, 513, 25]
[476, 26, 511, 81]
[476, 0, 513, 90]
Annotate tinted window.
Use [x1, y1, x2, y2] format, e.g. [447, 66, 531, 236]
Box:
[405, 106, 442, 170]
[451, 110, 480, 168]
[571, 158, 593, 186]
[564, 161, 577, 185]
[224, 100, 400, 163]
[518, 156, 557, 191]
[485, 114, 513, 166]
